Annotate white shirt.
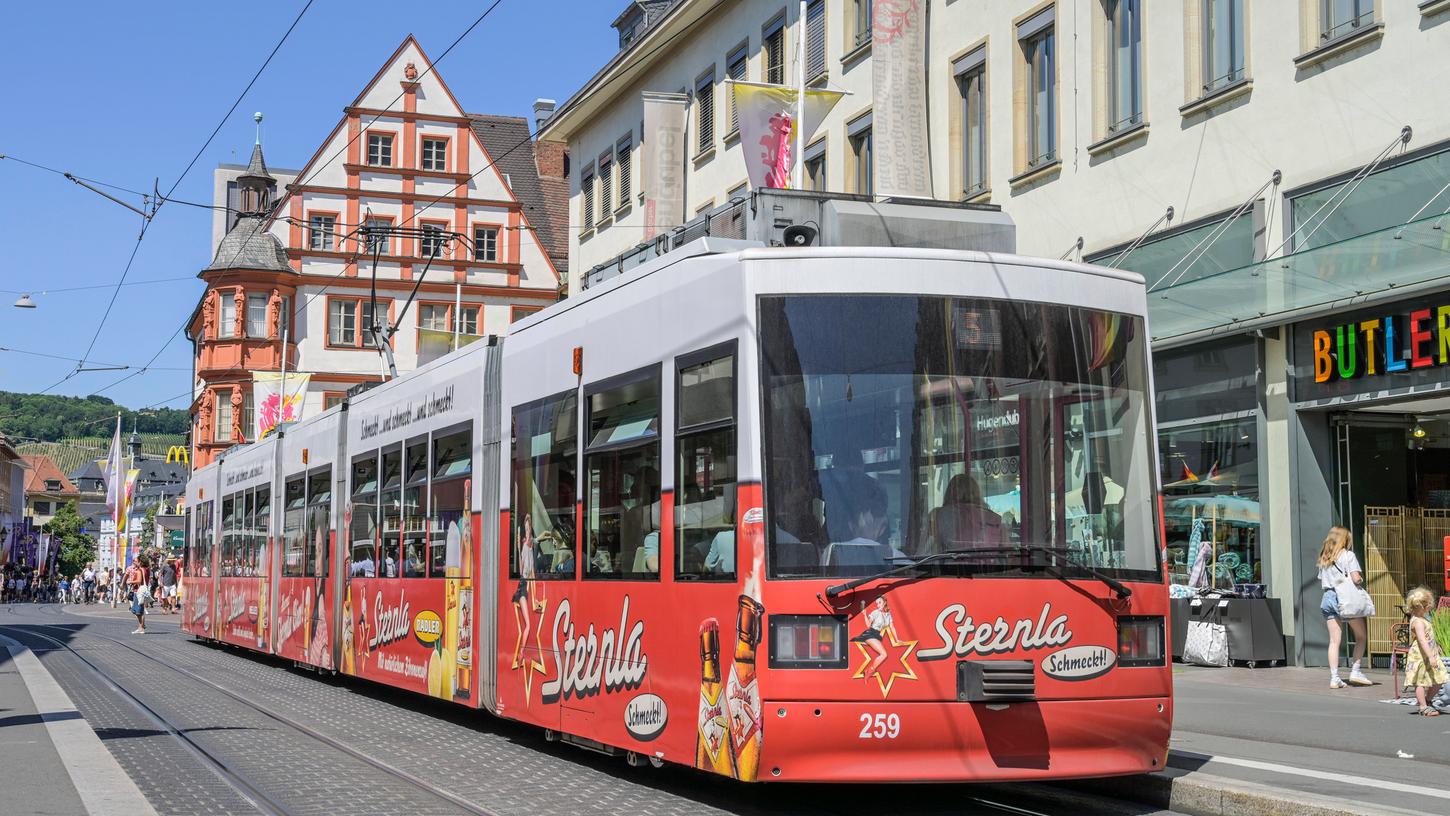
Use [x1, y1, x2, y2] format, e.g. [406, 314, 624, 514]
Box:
[1318, 549, 1362, 589]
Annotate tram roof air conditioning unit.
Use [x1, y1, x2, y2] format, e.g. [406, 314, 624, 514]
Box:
[582, 189, 1015, 290]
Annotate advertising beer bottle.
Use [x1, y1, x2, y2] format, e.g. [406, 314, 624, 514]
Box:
[256, 576, 268, 650]
[695, 618, 736, 777]
[340, 584, 355, 675]
[725, 595, 765, 781]
[454, 482, 473, 701]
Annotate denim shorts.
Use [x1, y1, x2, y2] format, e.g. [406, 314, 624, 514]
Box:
[1320, 588, 1340, 620]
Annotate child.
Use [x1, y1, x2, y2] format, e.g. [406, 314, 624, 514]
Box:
[1404, 587, 1448, 717]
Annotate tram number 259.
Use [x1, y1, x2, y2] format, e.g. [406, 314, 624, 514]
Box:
[858, 713, 901, 739]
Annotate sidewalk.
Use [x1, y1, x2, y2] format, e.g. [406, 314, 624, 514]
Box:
[0, 632, 158, 816]
[1070, 664, 1449, 816]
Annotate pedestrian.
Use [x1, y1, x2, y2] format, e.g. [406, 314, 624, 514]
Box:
[126, 558, 149, 634]
[96, 566, 111, 606]
[16, 572, 28, 603]
[1318, 526, 1373, 688]
[1403, 587, 1447, 716]
[58, 575, 70, 605]
[158, 559, 178, 614]
[81, 563, 96, 604]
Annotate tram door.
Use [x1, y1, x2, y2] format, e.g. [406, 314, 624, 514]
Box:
[274, 466, 336, 669]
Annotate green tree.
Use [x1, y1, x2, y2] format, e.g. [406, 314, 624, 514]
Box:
[140, 503, 158, 552]
[42, 500, 97, 579]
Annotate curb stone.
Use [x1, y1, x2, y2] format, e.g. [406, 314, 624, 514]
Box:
[1061, 769, 1419, 816]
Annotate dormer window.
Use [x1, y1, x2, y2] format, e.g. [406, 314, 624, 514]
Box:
[44, 479, 61, 491]
[618, 12, 642, 48]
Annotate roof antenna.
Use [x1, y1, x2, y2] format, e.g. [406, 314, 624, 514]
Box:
[254, 112, 264, 146]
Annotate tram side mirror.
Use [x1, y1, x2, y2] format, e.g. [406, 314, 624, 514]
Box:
[1084, 471, 1106, 516]
[783, 224, 817, 247]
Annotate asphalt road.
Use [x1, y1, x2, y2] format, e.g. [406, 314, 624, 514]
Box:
[0, 602, 1182, 816]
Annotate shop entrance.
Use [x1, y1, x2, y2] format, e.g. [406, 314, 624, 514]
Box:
[1332, 406, 1450, 662]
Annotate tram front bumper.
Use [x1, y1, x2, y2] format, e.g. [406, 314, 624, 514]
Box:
[755, 696, 1172, 783]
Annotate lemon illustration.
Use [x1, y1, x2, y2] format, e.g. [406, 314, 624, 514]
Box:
[427, 646, 445, 698]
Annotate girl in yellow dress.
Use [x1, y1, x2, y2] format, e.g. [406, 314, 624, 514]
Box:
[1404, 587, 1448, 717]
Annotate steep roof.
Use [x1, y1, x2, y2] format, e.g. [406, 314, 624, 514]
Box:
[206, 213, 291, 272]
[468, 114, 569, 277]
[239, 143, 274, 182]
[22, 455, 79, 496]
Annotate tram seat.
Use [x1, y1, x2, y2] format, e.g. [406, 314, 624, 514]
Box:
[822, 541, 893, 575]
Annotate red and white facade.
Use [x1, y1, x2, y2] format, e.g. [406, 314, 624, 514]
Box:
[188, 37, 563, 468]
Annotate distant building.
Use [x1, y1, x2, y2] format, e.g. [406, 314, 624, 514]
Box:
[186, 36, 569, 468]
[22, 454, 80, 527]
[0, 436, 24, 557]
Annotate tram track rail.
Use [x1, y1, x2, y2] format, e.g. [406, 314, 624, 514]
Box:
[5, 619, 499, 816]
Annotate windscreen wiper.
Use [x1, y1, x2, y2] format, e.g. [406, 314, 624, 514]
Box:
[985, 544, 1133, 600]
[823, 548, 987, 599]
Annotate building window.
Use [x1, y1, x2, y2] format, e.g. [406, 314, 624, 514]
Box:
[473, 226, 499, 262]
[421, 137, 448, 171]
[1288, 147, 1450, 252]
[418, 303, 449, 332]
[419, 223, 446, 258]
[584, 367, 662, 579]
[804, 142, 826, 191]
[309, 214, 337, 251]
[34, 501, 52, 515]
[956, 50, 988, 197]
[616, 136, 633, 203]
[726, 45, 748, 133]
[1159, 418, 1261, 588]
[328, 298, 385, 348]
[582, 167, 596, 230]
[1020, 9, 1057, 168]
[364, 217, 391, 255]
[215, 391, 233, 443]
[1321, 0, 1374, 42]
[848, 116, 873, 196]
[599, 151, 614, 215]
[764, 16, 786, 84]
[218, 290, 237, 339]
[695, 72, 715, 154]
[1202, 0, 1246, 93]
[242, 390, 255, 442]
[1105, 0, 1143, 133]
[459, 305, 481, 335]
[246, 292, 268, 338]
[510, 306, 541, 323]
[323, 393, 345, 411]
[852, 0, 872, 49]
[367, 133, 394, 167]
[805, 0, 826, 78]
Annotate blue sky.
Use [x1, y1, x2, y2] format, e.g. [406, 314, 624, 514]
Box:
[0, 0, 620, 410]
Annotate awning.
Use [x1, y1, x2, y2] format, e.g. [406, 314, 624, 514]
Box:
[1148, 212, 1450, 346]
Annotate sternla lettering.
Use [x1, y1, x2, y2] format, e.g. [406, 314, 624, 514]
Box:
[368, 591, 412, 651]
[917, 602, 1073, 662]
[358, 386, 457, 441]
[541, 596, 648, 704]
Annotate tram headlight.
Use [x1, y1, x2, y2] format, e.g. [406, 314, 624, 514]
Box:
[768, 615, 848, 669]
[1117, 616, 1166, 667]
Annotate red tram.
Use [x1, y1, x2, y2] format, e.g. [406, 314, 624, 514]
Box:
[184, 243, 1171, 782]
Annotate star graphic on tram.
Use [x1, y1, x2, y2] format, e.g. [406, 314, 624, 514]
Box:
[852, 625, 919, 698]
[515, 590, 549, 706]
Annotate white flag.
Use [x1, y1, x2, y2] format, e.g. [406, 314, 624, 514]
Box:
[252, 372, 311, 440]
[730, 81, 843, 191]
[641, 92, 690, 240]
[104, 416, 122, 521]
[872, 0, 932, 198]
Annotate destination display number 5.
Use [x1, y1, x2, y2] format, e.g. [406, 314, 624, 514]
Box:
[858, 713, 901, 739]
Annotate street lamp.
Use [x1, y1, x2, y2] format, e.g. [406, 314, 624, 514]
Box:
[13, 294, 36, 308]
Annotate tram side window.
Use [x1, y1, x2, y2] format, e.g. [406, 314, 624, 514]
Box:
[198, 501, 214, 577]
[584, 368, 661, 580]
[253, 486, 271, 578]
[676, 346, 737, 580]
[402, 438, 429, 578]
[221, 495, 236, 576]
[305, 468, 331, 578]
[380, 447, 403, 578]
[283, 477, 306, 577]
[351, 453, 379, 577]
[430, 427, 472, 578]
[511, 392, 577, 580]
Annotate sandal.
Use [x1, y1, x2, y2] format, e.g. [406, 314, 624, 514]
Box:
[1420, 707, 1441, 716]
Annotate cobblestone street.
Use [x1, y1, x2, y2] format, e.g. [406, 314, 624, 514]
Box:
[0, 603, 1171, 816]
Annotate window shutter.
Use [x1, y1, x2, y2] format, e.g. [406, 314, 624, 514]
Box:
[617, 139, 632, 202]
[806, 0, 826, 78]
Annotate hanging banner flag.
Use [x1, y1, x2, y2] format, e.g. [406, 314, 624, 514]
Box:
[641, 91, 690, 241]
[872, 0, 933, 198]
[104, 419, 123, 522]
[730, 80, 844, 190]
[417, 328, 485, 367]
[115, 468, 139, 567]
[253, 372, 311, 440]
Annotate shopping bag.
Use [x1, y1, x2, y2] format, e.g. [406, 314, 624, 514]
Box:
[1333, 566, 1376, 619]
[1183, 620, 1229, 667]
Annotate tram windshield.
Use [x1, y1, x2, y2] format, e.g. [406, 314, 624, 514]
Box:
[760, 294, 1159, 581]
